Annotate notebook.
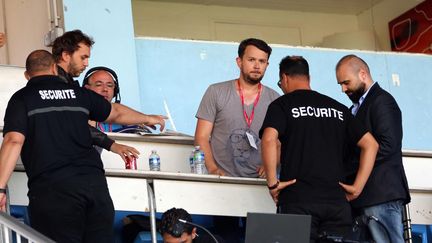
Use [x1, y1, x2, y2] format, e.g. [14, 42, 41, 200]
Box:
[245, 212, 311, 243]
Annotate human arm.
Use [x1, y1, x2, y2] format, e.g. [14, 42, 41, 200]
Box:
[105, 103, 166, 131]
[0, 32, 6, 47]
[257, 139, 281, 178]
[110, 142, 140, 164]
[89, 125, 115, 151]
[88, 120, 139, 163]
[370, 95, 402, 163]
[0, 132, 25, 212]
[340, 132, 378, 201]
[261, 127, 296, 204]
[194, 119, 225, 176]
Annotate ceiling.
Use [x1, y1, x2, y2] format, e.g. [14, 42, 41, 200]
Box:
[142, 0, 385, 15]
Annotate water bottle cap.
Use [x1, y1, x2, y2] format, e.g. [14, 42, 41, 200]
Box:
[194, 145, 200, 149]
[151, 150, 157, 153]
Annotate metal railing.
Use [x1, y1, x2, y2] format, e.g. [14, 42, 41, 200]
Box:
[0, 211, 55, 243]
[1, 187, 55, 243]
[403, 204, 413, 243]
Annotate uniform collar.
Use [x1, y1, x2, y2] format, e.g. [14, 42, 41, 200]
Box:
[27, 75, 65, 86]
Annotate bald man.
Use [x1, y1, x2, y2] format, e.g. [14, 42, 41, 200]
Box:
[336, 54, 410, 243]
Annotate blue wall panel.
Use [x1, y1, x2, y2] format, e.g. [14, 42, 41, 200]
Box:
[136, 38, 432, 150]
[63, 0, 141, 109]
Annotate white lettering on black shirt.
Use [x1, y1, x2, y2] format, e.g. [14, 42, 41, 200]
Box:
[292, 106, 343, 121]
[39, 89, 76, 100]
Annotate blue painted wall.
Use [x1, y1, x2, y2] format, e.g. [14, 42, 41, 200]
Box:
[63, 0, 141, 109]
[136, 38, 432, 151]
[60, 0, 432, 150]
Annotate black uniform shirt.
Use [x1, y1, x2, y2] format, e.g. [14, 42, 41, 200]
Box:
[260, 90, 367, 205]
[3, 75, 111, 188]
[57, 65, 115, 150]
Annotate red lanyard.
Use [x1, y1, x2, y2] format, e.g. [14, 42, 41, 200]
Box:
[238, 80, 262, 128]
[96, 122, 112, 132]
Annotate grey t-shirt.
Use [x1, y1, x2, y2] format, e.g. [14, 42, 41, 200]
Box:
[196, 80, 280, 177]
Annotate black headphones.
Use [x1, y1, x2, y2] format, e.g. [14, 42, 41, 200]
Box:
[82, 66, 121, 103]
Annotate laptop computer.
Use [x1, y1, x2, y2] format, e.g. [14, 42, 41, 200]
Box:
[245, 212, 311, 243]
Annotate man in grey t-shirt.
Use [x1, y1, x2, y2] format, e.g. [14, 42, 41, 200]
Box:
[195, 38, 279, 178]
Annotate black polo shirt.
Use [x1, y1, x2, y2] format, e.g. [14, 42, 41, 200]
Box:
[260, 90, 367, 205]
[3, 75, 111, 188]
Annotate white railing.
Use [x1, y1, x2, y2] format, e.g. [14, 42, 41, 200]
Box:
[0, 210, 55, 243]
[0, 188, 55, 243]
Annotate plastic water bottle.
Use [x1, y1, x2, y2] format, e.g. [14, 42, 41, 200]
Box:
[148, 150, 160, 171]
[193, 146, 207, 174]
[189, 149, 196, 173]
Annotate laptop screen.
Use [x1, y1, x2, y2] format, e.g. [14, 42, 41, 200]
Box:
[245, 212, 311, 243]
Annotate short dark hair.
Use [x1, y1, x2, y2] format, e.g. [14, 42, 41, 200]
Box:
[238, 38, 272, 59]
[25, 50, 55, 76]
[279, 55, 310, 78]
[52, 29, 94, 62]
[159, 208, 193, 238]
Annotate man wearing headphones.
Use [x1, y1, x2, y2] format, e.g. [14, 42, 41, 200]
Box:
[159, 208, 223, 243]
[83, 66, 126, 132]
[83, 67, 154, 135]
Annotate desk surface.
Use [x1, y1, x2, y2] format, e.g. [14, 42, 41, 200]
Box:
[10, 166, 432, 224]
[105, 168, 266, 185]
[107, 132, 194, 145]
[106, 169, 274, 216]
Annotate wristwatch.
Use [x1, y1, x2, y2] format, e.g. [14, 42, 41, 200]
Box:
[0, 188, 6, 194]
[267, 180, 279, 190]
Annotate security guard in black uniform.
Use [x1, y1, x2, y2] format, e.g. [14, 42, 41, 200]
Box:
[0, 50, 166, 242]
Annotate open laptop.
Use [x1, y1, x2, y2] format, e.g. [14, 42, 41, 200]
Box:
[245, 212, 311, 243]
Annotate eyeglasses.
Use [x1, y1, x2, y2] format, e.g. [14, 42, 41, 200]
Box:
[90, 80, 116, 90]
[277, 79, 282, 88]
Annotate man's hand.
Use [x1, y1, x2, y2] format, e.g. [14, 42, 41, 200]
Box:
[0, 193, 6, 212]
[339, 182, 362, 201]
[257, 165, 266, 178]
[145, 115, 168, 131]
[110, 143, 140, 164]
[268, 179, 296, 204]
[0, 33, 6, 48]
[207, 165, 226, 176]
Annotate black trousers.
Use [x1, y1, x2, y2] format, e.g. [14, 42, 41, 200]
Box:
[28, 174, 114, 243]
[278, 202, 352, 242]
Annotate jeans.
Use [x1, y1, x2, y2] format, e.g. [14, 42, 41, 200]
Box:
[362, 200, 404, 243]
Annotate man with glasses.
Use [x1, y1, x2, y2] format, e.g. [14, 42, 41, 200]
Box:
[83, 66, 126, 132]
[260, 55, 378, 242]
